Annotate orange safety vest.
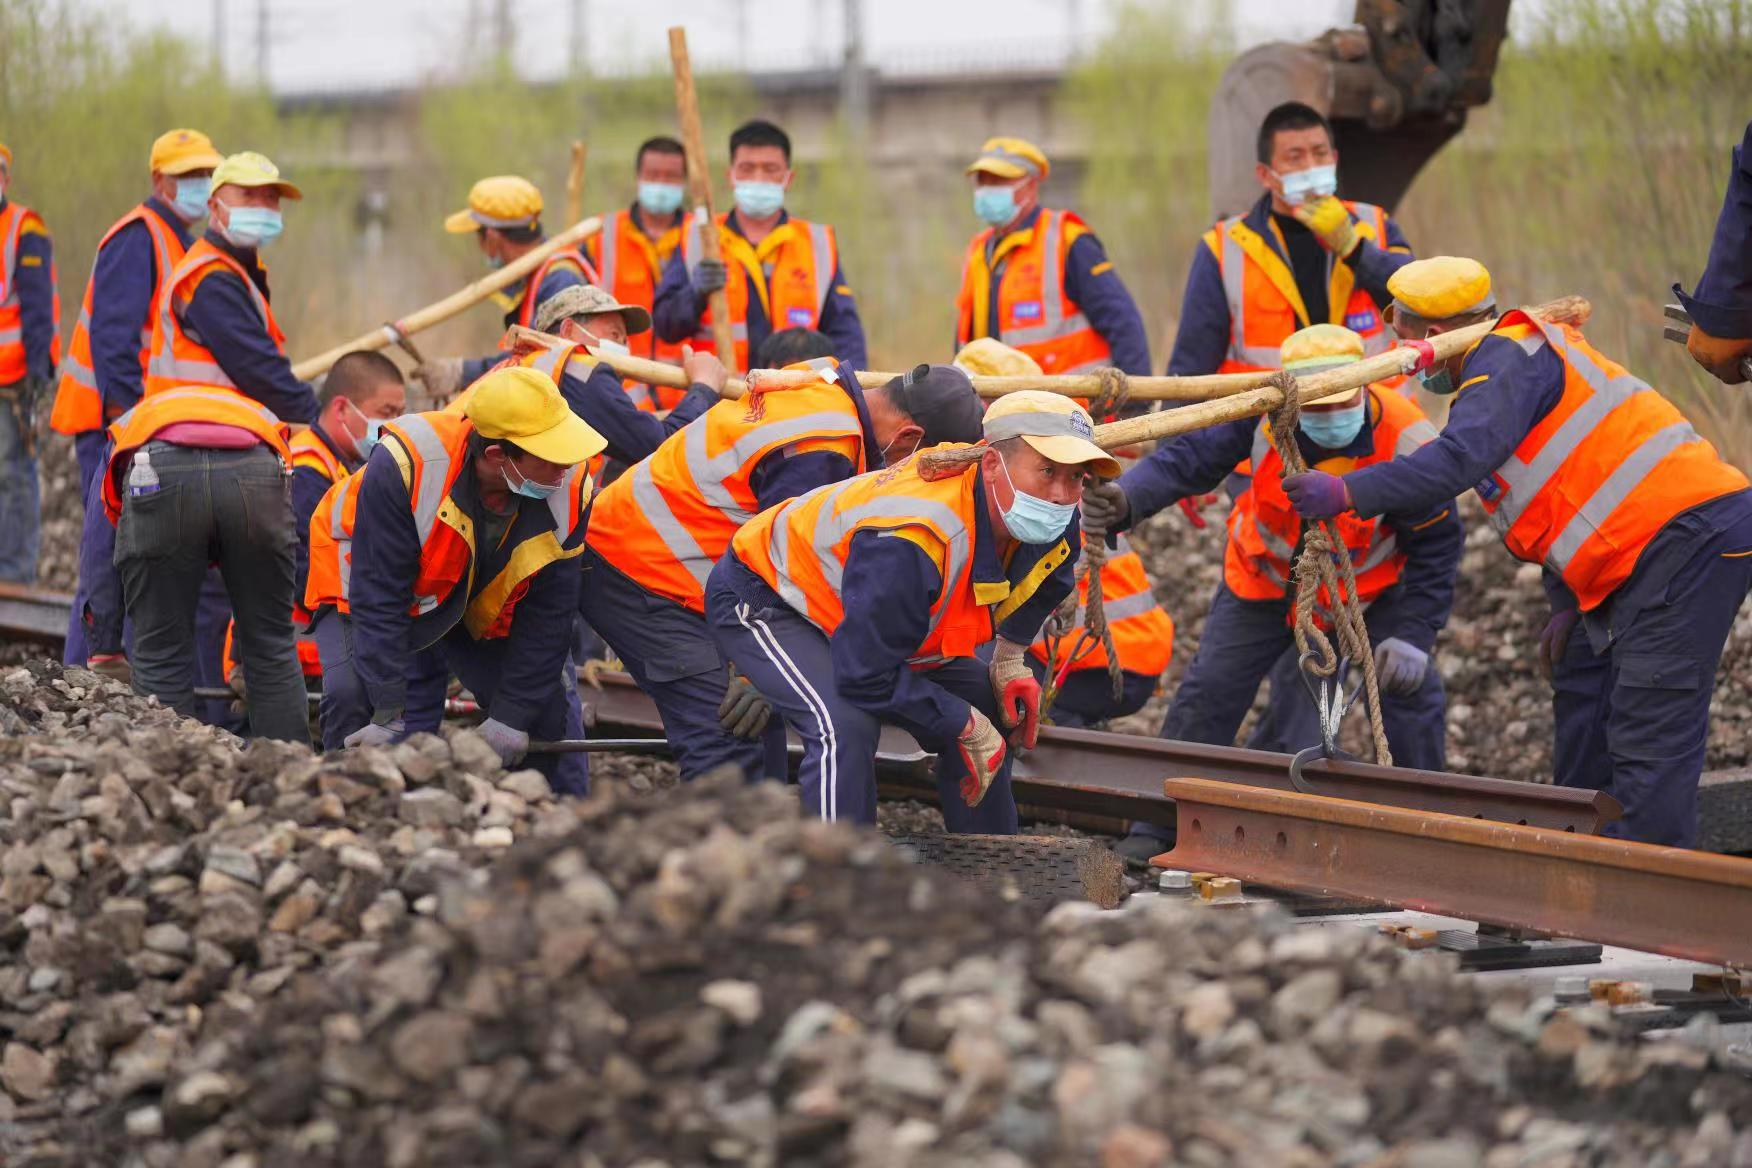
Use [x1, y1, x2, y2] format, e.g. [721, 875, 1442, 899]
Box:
[0, 200, 62, 386]
[303, 411, 593, 639]
[588, 207, 687, 410]
[100, 385, 292, 523]
[514, 341, 613, 481]
[507, 249, 600, 330]
[680, 212, 839, 371]
[1472, 311, 1752, 612]
[732, 448, 1071, 664]
[586, 357, 866, 614]
[51, 205, 186, 435]
[954, 208, 1112, 376]
[1029, 537, 1174, 678]
[144, 238, 288, 396]
[1225, 385, 1440, 606]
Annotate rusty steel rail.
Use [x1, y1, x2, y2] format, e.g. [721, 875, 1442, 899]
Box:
[1161, 777, 1752, 968]
[0, 583, 73, 644]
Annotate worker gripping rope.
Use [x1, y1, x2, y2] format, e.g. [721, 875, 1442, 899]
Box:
[0, 141, 61, 585]
[1282, 257, 1752, 848]
[704, 391, 1112, 831]
[1676, 117, 1752, 385]
[305, 367, 601, 793]
[585, 355, 984, 784]
[1087, 322, 1462, 865]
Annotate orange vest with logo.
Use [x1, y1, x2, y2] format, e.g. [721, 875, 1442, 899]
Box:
[1472, 311, 1751, 612]
[100, 386, 292, 523]
[681, 212, 838, 371]
[52, 205, 186, 435]
[303, 411, 593, 639]
[0, 200, 61, 385]
[587, 357, 866, 614]
[144, 239, 288, 396]
[588, 207, 686, 410]
[1226, 386, 1440, 606]
[1029, 538, 1174, 678]
[955, 208, 1112, 377]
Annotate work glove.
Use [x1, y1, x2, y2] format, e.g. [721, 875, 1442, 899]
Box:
[344, 717, 405, 749]
[1281, 470, 1351, 519]
[1079, 479, 1129, 537]
[86, 653, 132, 684]
[681, 343, 730, 395]
[1293, 195, 1360, 258]
[227, 661, 248, 702]
[413, 358, 466, 403]
[477, 717, 530, 767]
[956, 709, 1008, 808]
[1176, 493, 1221, 530]
[988, 637, 1041, 749]
[1685, 323, 1752, 385]
[718, 670, 773, 740]
[1538, 608, 1580, 682]
[693, 258, 728, 297]
[1371, 637, 1429, 696]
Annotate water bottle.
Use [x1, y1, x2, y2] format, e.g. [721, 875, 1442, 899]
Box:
[128, 449, 160, 497]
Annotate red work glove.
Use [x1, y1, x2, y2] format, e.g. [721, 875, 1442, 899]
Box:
[988, 637, 1040, 749]
[1177, 493, 1220, 529]
[957, 710, 1008, 807]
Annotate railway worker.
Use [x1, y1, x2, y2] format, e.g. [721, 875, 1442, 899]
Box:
[584, 136, 689, 410]
[49, 128, 222, 669]
[954, 338, 1174, 728]
[308, 367, 601, 791]
[0, 142, 61, 585]
[1677, 117, 1752, 385]
[1086, 323, 1462, 864]
[584, 356, 984, 783]
[704, 391, 1111, 831]
[416, 175, 599, 399]
[521, 285, 722, 472]
[1282, 257, 1752, 848]
[223, 351, 408, 702]
[653, 119, 867, 370]
[953, 137, 1152, 386]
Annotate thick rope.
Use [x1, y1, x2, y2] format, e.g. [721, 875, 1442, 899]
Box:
[1040, 526, 1126, 717]
[1087, 367, 1132, 422]
[1265, 371, 1393, 767]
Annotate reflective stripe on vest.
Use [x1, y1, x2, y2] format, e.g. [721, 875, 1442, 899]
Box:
[290, 427, 344, 481]
[598, 211, 620, 293]
[330, 473, 359, 603]
[392, 414, 457, 560]
[681, 214, 831, 356]
[145, 243, 280, 392]
[998, 212, 1093, 351]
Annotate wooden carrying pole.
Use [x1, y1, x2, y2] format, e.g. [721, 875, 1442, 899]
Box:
[290, 215, 604, 382]
[668, 26, 740, 373]
[566, 140, 587, 227]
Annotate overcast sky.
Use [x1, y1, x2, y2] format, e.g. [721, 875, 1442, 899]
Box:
[112, 0, 1362, 94]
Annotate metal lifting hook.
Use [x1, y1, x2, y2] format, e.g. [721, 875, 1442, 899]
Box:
[1287, 648, 1362, 792]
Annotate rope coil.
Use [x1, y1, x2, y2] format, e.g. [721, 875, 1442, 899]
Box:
[1040, 521, 1126, 718]
[1087, 367, 1132, 422]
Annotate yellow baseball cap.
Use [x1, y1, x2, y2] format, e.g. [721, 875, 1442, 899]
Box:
[464, 366, 604, 466]
[954, 338, 1043, 378]
[150, 129, 223, 177]
[1281, 324, 1365, 372]
[445, 175, 543, 234]
[211, 151, 302, 199]
[967, 137, 1049, 181]
[1387, 257, 1495, 321]
[983, 390, 1119, 478]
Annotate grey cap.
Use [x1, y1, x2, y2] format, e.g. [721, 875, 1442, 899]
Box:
[532, 284, 652, 336]
[884, 364, 984, 447]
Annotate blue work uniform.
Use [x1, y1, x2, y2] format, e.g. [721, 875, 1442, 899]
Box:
[1343, 333, 1752, 848]
[578, 360, 880, 783]
[557, 359, 716, 469]
[1676, 119, 1752, 341]
[704, 470, 1079, 832]
[0, 196, 57, 583]
[652, 210, 868, 369]
[460, 259, 590, 386]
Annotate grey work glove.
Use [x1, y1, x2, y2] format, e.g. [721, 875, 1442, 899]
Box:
[345, 718, 405, 749]
[477, 717, 530, 766]
[1537, 609, 1580, 682]
[693, 258, 728, 297]
[413, 358, 466, 403]
[718, 670, 773, 740]
[1371, 637, 1430, 696]
[1079, 479, 1129, 538]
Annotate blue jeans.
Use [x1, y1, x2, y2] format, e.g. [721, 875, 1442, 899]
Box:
[0, 382, 40, 583]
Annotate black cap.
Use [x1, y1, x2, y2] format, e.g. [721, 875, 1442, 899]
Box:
[885, 364, 984, 446]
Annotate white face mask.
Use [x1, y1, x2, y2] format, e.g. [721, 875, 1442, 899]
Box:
[580, 327, 629, 359]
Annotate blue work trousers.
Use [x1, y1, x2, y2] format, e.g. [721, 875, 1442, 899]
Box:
[578, 546, 786, 782]
[1552, 494, 1752, 848]
[309, 609, 450, 750]
[705, 567, 1018, 832]
[1028, 659, 1157, 730]
[440, 627, 590, 795]
[0, 382, 40, 583]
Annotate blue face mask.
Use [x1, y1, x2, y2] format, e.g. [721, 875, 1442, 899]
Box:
[733, 181, 786, 220]
[973, 184, 1017, 227]
[503, 459, 561, 501]
[1416, 366, 1457, 396]
[1298, 400, 1366, 449]
[996, 455, 1076, 544]
[1278, 163, 1339, 206]
[219, 205, 283, 248]
[347, 400, 387, 461]
[638, 181, 685, 216]
[171, 176, 211, 223]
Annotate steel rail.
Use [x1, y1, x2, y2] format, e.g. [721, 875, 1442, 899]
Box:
[1160, 777, 1752, 968]
[0, 583, 74, 644]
